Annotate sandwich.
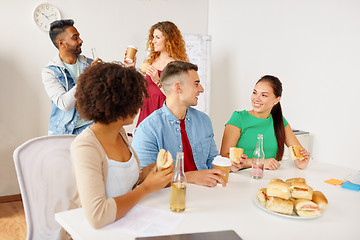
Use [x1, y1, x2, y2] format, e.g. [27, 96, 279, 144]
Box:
[290, 182, 313, 200]
[156, 149, 173, 171]
[289, 145, 305, 160]
[266, 196, 294, 215]
[294, 198, 321, 217]
[312, 191, 328, 211]
[286, 177, 306, 185]
[256, 188, 268, 206]
[270, 178, 284, 183]
[229, 147, 243, 164]
[267, 179, 291, 200]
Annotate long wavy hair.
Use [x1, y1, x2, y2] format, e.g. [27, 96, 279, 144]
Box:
[256, 75, 285, 160]
[146, 21, 188, 65]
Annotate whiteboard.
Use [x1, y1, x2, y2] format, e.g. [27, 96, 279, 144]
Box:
[183, 34, 211, 115]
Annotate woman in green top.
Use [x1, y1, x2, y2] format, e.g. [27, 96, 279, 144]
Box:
[220, 75, 310, 171]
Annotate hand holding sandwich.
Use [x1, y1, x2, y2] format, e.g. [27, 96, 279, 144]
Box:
[287, 143, 310, 169]
[141, 164, 174, 193]
[230, 153, 248, 172]
[294, 148, 310, 169]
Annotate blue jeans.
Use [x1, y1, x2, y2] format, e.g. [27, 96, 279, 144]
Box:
[72, 122, 93, 135]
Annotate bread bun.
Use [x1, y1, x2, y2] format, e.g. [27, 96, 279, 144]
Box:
[312, 191, 328, 211]
[156, 149, 173, 171]
[229, 147, 243, 164]
[270, 178, 284, 183]
[289, 145, 305, 160]
[291, 182, 313, 200]
[286, 178, 306, 185]
[266, 197, 294, 215]
[257, 188, 268, 206]
[267, 180, 291, 200]
[294, 198, 321, 217]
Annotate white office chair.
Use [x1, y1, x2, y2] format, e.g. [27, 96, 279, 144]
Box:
[13, 135, 76, 240]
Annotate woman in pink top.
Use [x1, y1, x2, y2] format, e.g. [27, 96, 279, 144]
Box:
[137, 21, 189, 126]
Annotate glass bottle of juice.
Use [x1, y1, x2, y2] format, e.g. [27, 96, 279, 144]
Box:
[170, 152, 186, 212]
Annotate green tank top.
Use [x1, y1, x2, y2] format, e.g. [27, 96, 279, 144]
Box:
[226, 110, 288, 159]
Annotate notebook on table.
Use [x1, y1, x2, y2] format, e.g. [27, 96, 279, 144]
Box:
[135, 230, 242, 240]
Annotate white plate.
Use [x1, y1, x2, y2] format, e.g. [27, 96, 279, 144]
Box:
[253, 196, 321, 219]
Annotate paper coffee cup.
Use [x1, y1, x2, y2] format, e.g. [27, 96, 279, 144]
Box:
[125, 45, 138, 63]
[212, 156, 231, 183]
[229, 147, 243, 164]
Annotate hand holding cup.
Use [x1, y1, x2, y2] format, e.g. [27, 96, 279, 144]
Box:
[212, 156, 232, 184]
[125, 45, 138, 63]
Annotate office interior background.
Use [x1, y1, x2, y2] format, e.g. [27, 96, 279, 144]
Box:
[1, 0, 359, 197]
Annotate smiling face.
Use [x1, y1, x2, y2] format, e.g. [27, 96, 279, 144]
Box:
[179, 70, 204, 107]
[152, 29, 166, 53]
[251, 81, 281, 117]
[59, 26, 83, 56]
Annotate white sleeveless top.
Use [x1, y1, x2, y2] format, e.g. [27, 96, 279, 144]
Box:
[105, 147, 140, 199]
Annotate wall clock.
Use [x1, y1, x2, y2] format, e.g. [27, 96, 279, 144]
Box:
[33, 3, 61, 32]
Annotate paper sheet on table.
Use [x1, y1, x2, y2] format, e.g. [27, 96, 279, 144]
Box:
[102, 205, 185, 237]
[324, 178, 345, 185]
[345, 171, 360, 185]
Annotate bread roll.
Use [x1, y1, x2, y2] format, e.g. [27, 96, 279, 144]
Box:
[289, 145, 305, 160]
[229, 147, 243, 164]
[156, 149, 173, 171]
[312, 191, 328, 211]
[257, 188, 268, 206]
[294, 198, 321, 217]
[266, 197, 294, 215]
[267, 180, 291, 200]
[270, 178, 284, 183]
[291, 182, 313, 200]
[286, 178, 306, 185]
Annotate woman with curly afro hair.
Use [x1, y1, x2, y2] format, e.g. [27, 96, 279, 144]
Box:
[62, 62, 174, 238]
[136, 21, 189, 126]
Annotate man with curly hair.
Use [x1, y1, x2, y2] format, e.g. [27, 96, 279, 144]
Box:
[132, 61, 226, 188]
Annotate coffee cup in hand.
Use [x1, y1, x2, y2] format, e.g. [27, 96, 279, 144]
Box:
[125, 45, 138, 63]
[212, 156, 232, 183]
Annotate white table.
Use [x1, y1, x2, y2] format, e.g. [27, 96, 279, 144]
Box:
[56, 159, 360, 240]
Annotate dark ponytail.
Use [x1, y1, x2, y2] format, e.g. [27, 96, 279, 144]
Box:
[257, 75, 285, 160]
[271, 102, 285, 160]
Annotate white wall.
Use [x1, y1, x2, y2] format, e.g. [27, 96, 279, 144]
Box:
[209, 0, 360, 169]
[0, 0, 209, 196]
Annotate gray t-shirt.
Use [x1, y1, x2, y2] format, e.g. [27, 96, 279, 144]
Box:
[63, 59, 91, 128]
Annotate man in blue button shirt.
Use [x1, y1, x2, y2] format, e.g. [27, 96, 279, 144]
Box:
[132, 61, 225, 187]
